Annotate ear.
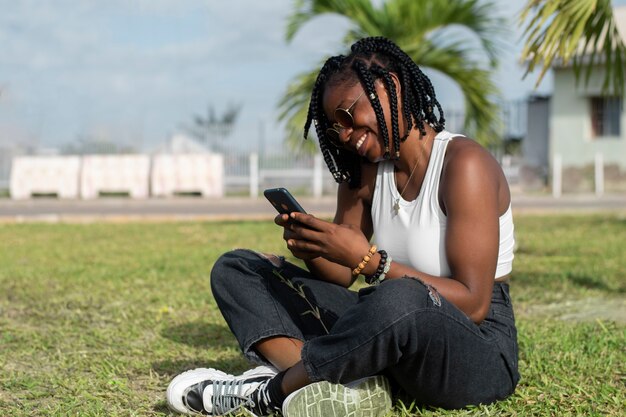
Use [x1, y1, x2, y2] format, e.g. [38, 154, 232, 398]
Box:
[386, 72, 403, 113]
[389, 72, 401, 96]
[375, 72, 402, 99]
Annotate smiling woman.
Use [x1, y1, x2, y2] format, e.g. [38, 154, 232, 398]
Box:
[167, 37, 518, 417]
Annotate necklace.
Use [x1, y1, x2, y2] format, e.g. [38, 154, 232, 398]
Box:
[393, 146, 420, 213]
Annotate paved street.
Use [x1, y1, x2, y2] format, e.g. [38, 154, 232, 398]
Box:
[0, 194, 624, 223]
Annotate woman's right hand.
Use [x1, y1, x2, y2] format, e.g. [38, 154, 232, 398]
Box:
[274, 214, 320, 260]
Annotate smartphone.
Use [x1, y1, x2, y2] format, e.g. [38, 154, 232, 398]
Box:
[263, 187, 307, 215]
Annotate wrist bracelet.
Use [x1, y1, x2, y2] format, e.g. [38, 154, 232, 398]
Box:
[365, 250, 387, 284]
[352, 245, 377, 277]
[378, 255, 393, 284]
[366, 250, 392, 285]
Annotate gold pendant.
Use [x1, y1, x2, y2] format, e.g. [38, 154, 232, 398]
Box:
[393, 199, 400, 213]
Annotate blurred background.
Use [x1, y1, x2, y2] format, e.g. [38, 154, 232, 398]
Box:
[1, 0, 625, 201]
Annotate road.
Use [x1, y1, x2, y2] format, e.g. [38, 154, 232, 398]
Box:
[0, 194, 624, 223]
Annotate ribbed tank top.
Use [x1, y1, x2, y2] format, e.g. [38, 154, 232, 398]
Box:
[371, 130, 515, 279]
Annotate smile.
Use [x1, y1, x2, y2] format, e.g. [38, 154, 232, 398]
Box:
[355, 133, 367, 151]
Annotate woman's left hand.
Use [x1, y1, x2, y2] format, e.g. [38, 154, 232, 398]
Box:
[287, 212, 371, 268]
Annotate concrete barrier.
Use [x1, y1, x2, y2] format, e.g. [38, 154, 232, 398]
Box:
[81, 155, 150, 199]
[10, 156, 81, 199]
[151, 154, 223, 197]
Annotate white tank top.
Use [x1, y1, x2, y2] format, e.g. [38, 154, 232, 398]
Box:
[371, 130, 515, 279]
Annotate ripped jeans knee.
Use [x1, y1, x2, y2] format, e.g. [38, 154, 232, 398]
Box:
[401, 275, 442, 307]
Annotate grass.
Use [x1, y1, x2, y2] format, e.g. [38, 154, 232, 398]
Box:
[0, 214, 624, 416]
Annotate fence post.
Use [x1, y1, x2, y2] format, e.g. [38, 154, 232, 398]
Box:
[249, 153, 258, 198]
[552, 154, 562, 198]
[595, 152, 604, 197]
[313, 154, 323, 198]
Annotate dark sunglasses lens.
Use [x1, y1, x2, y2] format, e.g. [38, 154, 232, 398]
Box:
[334, 109, 354, 129]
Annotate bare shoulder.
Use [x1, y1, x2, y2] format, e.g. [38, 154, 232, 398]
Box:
[440, 137, 509, 213]
[445, 137, 498, 166]
[443, 137, 503, 179]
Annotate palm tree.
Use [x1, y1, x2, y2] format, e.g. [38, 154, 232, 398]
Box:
[181, 104, 241, 153]
[278, 0, 506, 154]
[519, 0, 626, 95]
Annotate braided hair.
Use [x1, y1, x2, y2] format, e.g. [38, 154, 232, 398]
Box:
[304, 36, 445, 188]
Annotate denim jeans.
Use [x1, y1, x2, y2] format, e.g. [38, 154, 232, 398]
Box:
[210, 249, 520, 409]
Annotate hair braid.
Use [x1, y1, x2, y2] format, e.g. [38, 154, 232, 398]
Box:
[352, 60, 392, 161]
[399, 69, 414, 133]
[304, 56, 352, 182]
[374, 67, 401, 158]
[352, 37, 445, 134]
[355, 39, 426, 134]
[303, 36, 445, 188]
[304, 56, 343, 140]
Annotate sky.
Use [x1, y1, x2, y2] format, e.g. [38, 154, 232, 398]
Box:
[1, 0, 625, 153]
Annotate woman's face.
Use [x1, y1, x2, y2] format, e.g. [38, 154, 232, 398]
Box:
[322, 77, 401, 162]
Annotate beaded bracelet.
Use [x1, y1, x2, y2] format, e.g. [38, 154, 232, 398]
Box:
[365, 250, 387, 284]
[351, 245, 377, 277]
[366, 251, 393, 285]
[378, 255, 393, 284]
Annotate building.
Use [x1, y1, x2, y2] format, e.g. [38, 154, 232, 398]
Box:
[546, 5, 626, 193]
[521, 6, 626, 194]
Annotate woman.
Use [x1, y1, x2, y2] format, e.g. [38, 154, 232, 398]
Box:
[167, 36, 519, 417]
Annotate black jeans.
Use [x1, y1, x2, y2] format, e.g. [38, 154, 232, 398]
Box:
[210, 249, 520, 409]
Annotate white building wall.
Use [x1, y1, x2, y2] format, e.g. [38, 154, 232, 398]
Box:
[551, 67, 626, 169]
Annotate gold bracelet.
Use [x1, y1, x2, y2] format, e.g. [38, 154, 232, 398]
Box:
[352, 245, 377, 276]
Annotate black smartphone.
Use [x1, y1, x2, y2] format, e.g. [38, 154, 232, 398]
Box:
[263, 187, 307, 215]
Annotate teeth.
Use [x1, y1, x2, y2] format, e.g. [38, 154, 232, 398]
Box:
[355, 133, 367, 150]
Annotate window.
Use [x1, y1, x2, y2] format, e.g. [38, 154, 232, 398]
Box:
[590, 96, 623, 138]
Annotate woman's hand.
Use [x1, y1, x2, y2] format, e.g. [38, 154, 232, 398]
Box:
[285, 212, 371, 268]
[274, 214, 321, 260]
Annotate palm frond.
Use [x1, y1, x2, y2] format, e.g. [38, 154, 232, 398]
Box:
[285, 0, 377, 42]
[382, 0, 506, 67]
[277, 68, 321, 155]
[279, 0, 507, 152]
[520, 0, 626, 95]
[414, 40, 503, 145]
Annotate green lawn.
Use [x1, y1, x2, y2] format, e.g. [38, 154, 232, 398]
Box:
[0, 214, 624, 416]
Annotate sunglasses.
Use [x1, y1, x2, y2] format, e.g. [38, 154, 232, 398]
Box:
[325, 90, 365, 147]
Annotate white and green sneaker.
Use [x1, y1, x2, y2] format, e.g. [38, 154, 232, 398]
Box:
[282, 375, 393, 417]
[166, 365, 279, 416]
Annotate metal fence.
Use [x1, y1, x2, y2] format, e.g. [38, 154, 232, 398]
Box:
[224, 153, 338, 197]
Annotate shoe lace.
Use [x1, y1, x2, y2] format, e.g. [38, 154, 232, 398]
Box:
[211, 378, 273, 416]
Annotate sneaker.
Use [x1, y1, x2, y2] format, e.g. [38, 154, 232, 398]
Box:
[282, 375, 392, 417]
[167, 365, 279, 416]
